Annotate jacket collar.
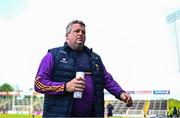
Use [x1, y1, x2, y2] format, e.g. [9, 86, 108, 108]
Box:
[63, 42, 93, 56]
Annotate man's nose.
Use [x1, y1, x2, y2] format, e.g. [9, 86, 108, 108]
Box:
[78, 31, 83, 35]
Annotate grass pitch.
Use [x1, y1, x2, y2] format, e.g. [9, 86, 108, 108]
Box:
[0, 114, 42, 118]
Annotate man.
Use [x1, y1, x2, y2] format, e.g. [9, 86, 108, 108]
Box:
[107, 103, 114, 117]
[34, 20, 132, 117]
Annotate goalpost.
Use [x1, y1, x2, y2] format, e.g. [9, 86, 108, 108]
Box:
[11, 91, 33, 114]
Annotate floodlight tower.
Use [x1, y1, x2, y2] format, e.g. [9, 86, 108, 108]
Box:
[167, 10, 180, 72]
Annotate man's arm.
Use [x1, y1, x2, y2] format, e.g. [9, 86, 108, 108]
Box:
[34, 52, 65, 95]
[103, 64, 132, 107]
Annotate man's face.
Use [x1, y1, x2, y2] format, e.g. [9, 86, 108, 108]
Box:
[66, 23, 86, 50]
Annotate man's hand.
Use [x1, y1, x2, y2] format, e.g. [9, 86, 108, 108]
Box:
[120, 92, 133, 107]
[66, 77, 85, 92]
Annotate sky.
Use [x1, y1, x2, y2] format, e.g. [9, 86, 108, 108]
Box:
[0, 0, 180, 99]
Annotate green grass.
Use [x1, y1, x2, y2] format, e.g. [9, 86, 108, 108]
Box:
[0, 114, 42, 118]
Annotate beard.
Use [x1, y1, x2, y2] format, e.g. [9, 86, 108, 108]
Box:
[74, 42, 84, 50]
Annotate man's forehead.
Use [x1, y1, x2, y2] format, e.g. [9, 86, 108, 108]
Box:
[72, 23, 85, 29]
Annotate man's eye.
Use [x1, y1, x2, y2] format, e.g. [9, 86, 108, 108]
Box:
[74, 30, 85, 34]
[74, 30, 80, 33]
[82, 31, 85, 34]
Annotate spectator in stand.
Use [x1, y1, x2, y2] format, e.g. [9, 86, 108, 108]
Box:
[173, 106, 178, 118]
[107, 103, 114, 117]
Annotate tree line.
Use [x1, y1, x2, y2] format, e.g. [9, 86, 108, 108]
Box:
[0, 83, 14, 92]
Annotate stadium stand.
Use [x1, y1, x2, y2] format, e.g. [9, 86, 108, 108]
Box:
[0, 96, 13, 113]
[0, 91, 169, 117]
[105, 99, 168, 117]
[148, 99, 167, 117]
[0, 91, 43, 115]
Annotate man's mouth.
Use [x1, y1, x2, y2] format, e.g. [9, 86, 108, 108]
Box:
[77, 40, 83, 43]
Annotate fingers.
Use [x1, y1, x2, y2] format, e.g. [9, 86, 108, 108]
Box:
[74, 77, 85, 91]
[74, 83, 85, 91]
[75, 77, 85, 85]
[120, 93, 127, 100]
[120, 93, 128, 101]
[66, 77, 86, 92]
[126, 99, 133, 107]
[126, 94, 131, 102]
[126, 96, 133, 107]
[120, 93, 133, 107]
